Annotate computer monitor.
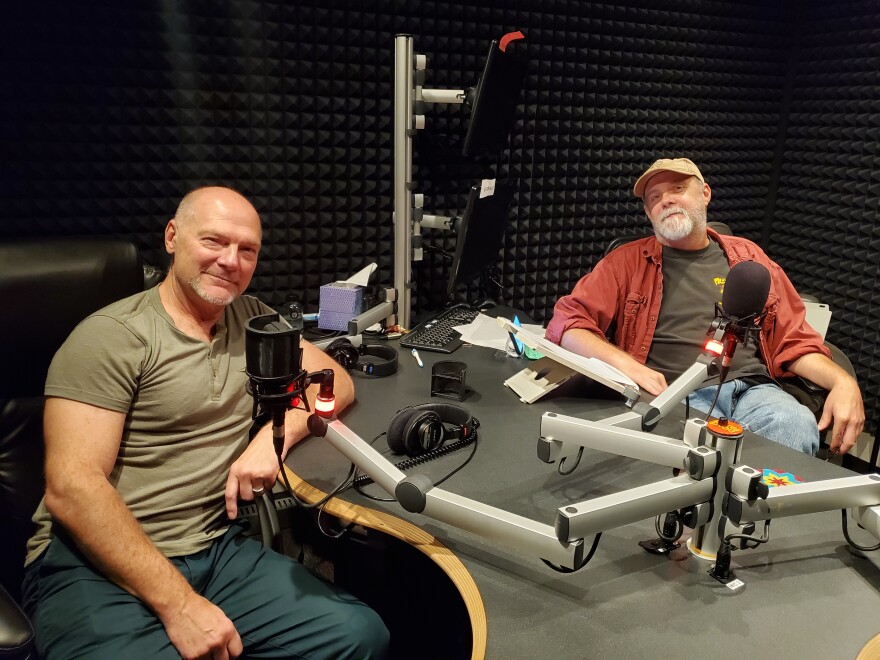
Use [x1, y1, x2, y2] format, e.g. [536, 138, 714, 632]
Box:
[461, 38, 527, 157]
[446, 180, 516, 299]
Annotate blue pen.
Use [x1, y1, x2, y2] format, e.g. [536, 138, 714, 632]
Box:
[511, 315, 524, 354]
[411, 348, 424, 368]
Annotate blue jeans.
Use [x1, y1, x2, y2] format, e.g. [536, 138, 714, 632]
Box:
[687, 380, 820, 455]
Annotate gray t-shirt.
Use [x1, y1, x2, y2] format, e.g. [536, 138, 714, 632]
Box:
[647, 241, 768, 385]
[27, 286, 273, 565]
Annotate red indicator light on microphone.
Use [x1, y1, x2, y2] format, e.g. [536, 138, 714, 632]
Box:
[315, 395, 335, 418]
[704, 339, 723, 356]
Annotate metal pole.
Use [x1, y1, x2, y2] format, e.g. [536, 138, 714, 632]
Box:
[393, 34, 414, 330]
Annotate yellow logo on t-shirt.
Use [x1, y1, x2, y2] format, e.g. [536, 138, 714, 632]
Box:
[714, 277, 726, 305]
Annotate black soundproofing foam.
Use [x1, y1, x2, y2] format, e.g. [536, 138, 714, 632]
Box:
[1, 0, 878, 436]
[766, 0, 880, 441]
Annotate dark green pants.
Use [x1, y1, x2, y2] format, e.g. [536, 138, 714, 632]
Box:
[22, 526, 389, 659]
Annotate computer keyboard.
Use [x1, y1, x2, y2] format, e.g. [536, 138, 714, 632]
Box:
[400, 304, 480, 353]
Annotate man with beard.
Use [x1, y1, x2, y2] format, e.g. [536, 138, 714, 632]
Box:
[22, 187, 390, 659]
[546, 158, 863, 455]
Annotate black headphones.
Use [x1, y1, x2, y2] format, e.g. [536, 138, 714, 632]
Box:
[326, 338, 398, 378]
[386, 403, 479, 457]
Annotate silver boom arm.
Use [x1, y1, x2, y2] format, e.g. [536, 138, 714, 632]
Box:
[537, 358, 715, 465]
[724, 471, 880, 525]
[308, 416, 585, 568]
[307, 415, 721, 569]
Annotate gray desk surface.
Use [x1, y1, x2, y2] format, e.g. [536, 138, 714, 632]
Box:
[288, 343, 880, 660]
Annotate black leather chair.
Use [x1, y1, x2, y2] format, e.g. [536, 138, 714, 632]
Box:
[601, 221, 857, 449]
[0, 238, 146, 658]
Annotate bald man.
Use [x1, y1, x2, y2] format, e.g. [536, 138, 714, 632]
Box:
[22, 187, 389, 659]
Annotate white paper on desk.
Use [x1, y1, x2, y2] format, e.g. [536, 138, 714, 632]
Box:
[498, 320, 638, 391]
[452, 314, 543, 351]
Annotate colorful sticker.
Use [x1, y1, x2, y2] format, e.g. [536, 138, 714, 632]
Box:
[761, 468, 805, 488]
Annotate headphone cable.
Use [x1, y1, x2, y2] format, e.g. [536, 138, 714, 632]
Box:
[352, 431, 478, 488]
[352, 431, 480, 502]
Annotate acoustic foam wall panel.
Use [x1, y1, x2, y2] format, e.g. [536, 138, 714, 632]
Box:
[1, 0, 790, 316]
[3, 1, 877, 434]
[767, 0, 880, 436]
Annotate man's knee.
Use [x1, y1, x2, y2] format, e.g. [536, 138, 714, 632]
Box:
[753, 400, 819, 455]
[333, 605, 390, 659]
[787, 404, 820, 455]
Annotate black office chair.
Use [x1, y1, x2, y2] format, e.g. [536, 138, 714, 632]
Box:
[0, 238, 146, 659]
[601, 221, 857, 450]
[0, 238, 284, 658]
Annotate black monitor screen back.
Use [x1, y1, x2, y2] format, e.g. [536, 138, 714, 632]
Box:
[446, 180, 515, 298]
[462, 41, 527, 157]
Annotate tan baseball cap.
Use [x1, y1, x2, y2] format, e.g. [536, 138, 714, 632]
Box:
[633, 157, 705, 198]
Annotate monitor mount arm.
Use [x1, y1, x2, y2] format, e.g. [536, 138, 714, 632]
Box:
[420, 87, 467, 105]
[394, 34, 474, 330]
[534, 323, 880, 567]
[701, 463, 880, 583]
[310, 403, 880, 575]
[535, 322, 757, 559]
[419, 209, 461, 232]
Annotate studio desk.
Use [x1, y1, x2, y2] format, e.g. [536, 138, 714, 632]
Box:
[281, 342, 880, 660]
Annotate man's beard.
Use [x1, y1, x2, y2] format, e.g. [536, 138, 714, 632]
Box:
[188, 275, 238, 305]
[653, 202, 707, 242]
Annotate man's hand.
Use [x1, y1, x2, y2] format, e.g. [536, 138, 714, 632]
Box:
[224, 426, 279, 519]
[629, 363, 668, 396]
[162, 590, 243, 660]
[818, 374, 864, 455]
[223, 341, 355, 520]
[789, 352, 864, 456]
[560, 328, 668, 396]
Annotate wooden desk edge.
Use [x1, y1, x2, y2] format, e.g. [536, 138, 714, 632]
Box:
[282, 465, 488, 660]
[858, 633, 880, 660]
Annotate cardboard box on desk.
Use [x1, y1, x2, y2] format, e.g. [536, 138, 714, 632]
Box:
[318, 282, 364, 331]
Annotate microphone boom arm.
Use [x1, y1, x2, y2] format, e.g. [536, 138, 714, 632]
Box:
[307, 416, 586, 568]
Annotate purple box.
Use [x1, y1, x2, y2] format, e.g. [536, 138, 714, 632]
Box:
[318, 282, 364, 331]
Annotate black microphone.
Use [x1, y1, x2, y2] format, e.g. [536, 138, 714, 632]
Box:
[245, 314, 303, 385]
[704, 261, 771, 384]
[720, 261, 770, 323]
[245, 314, 307, 454]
